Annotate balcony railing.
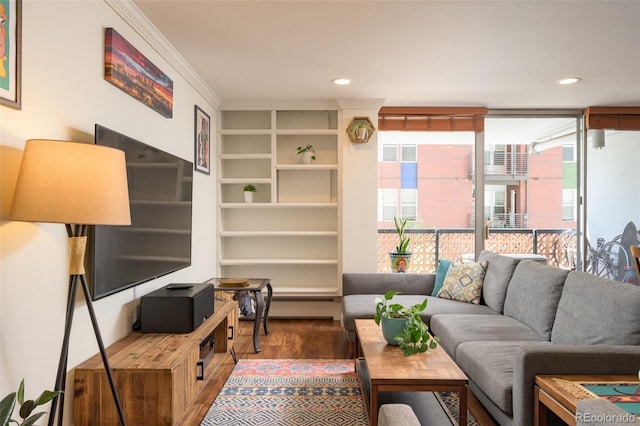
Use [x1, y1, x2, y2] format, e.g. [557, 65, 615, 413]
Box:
[466, 213, 528, 229]
[378, 228, 565, 273]
[468, 152, 529, 179]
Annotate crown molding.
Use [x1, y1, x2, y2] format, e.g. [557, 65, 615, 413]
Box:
[336, 99, 386, 111]
[104, 0, 221, 109]
[219, 100, 342, 111]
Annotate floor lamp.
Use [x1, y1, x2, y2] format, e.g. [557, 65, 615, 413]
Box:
[9, 139, 131, 426]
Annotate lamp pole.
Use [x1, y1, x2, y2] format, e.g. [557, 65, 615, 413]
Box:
[47, 224, 127, 426]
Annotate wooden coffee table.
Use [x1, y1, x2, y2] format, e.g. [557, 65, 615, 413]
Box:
[355, 319, 468, 426]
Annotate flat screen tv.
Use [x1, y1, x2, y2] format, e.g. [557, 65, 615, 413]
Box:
[88, 124, 193, 300]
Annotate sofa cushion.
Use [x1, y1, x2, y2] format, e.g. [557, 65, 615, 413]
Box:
[431, 259, 452, 296]
[478, 250, 521, 313]
[342, 273, 434, 296]
[551, 271, 640, 345]
[341, 295, 498, 342]
[437, 261, 488, 304]
[430, 314, 547, 360]
[504, 261, 569, 340]
[456, 340, 555, 415]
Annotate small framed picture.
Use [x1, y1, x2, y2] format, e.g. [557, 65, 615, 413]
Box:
[0, 0, 22, 109]
[194, 105, 211, 174]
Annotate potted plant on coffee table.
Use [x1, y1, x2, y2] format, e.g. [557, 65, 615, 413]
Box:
[389, 216, 412, 272]
[374, 290, 439, 356]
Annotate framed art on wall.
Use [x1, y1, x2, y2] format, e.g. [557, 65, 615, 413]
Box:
[0, 0, 22, 109]
[194, 105, 210, 174]
[104, 27, 173, 118]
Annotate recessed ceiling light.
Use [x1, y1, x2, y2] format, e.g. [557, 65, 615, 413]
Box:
[556, 77, 582, 85]
[332, 78, 351, 86]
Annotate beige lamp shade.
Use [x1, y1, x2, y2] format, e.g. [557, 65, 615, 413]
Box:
[9, 139, 131, 225]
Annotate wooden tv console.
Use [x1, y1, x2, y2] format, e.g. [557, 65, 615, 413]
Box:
[73, 300, 238, 426]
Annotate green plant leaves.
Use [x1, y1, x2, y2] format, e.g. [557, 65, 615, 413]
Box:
[0, 392, 17, 426]
[374, 291, 440, 356]
[1, 379, 61, 426]
[393, 216, 411, 254]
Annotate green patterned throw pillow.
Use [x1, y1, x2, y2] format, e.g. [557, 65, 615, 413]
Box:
[437, 261, 488, 304]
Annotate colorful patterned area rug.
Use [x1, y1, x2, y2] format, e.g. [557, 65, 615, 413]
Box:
[438, 392, 481, 426]
[200, 359, 368, 426]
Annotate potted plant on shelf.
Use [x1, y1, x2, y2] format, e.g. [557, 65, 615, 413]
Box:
[389, 216, 412, 272]
[0, 379, 60, 426]
[374, 290, 439, 356]
[243, 184, 256, 203]
[296, 144, 316, 164]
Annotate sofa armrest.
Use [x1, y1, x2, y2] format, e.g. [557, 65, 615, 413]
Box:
[512, 344, 640, 426]
[342, 273, 435, 296]
[378, 404, 421, 426]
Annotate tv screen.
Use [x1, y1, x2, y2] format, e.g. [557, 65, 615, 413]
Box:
[89, 124, 193, 300]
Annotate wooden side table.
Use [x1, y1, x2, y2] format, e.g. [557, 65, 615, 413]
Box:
[534, 375, 639, 426]
[207, 278, 272, 353]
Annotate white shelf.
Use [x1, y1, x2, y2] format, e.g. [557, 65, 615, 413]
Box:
[218, 108, 340, 304]
[275, 129, 338, 136]
[220, 129, 271, 135]
[220, 231, 338, 237]
[221, 153, 271, 160]
[220, 259, 338, 265]
[272, 287, 340, 298]
[276, 164, 338, 170]
[220, 202, 337, 208]
[220, 178, 272, 184]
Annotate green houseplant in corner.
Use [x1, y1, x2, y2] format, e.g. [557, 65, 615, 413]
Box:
[0, 379, 60, 426]
[374, 290, 439, 356]
[389, 216, 412, 272]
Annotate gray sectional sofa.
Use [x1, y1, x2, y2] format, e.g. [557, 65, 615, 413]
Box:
[342, 250, 640, 425]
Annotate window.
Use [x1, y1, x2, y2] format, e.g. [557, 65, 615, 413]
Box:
[485, 186, 507, 226]
[562, 189, 576, 221]
[401, 189, 417, 220]
[381, 145, 397, 162]
[490, 145, 506, 166]
[401, 145, 417, 162]
[562, 144, 575, 162]
[379, 188, 398, 221]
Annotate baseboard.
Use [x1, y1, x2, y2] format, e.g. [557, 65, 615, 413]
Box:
[268, 299, 342, 320]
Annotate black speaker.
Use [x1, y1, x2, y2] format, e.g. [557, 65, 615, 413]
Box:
[140, 283, 214, 333]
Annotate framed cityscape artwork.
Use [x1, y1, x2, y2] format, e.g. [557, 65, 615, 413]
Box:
[104, 27, 173, 118]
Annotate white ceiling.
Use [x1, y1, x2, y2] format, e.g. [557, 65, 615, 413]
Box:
[132, 0, 640, 109]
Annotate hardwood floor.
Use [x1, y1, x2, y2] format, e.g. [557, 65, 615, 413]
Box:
[180, 318, 496, 426]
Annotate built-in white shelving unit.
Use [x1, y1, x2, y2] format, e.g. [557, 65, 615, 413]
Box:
[218, 109, 341, 301]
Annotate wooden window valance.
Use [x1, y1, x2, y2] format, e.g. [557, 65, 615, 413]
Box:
[584, 107, 640, 131]
[378, 107, 488, 132]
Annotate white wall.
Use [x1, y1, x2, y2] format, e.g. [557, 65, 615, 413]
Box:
[586, 130, 640, 241]
[0, 1, 217, 422]
[340, 101, 385, 273]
